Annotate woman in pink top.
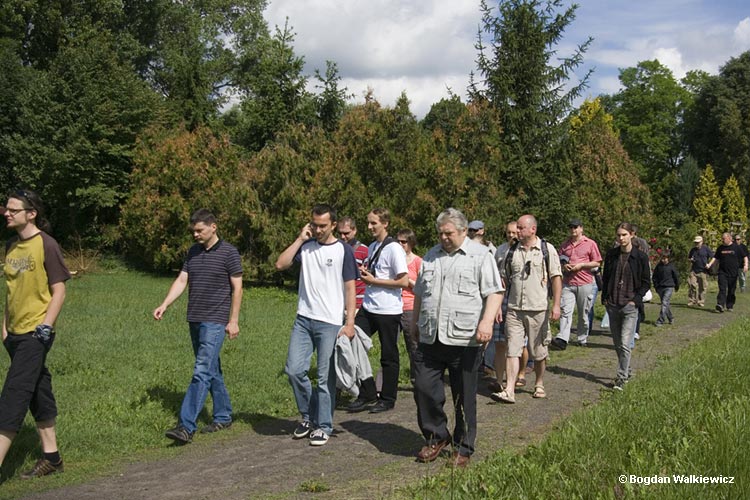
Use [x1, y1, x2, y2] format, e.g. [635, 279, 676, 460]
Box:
[398, 229, 422, 383]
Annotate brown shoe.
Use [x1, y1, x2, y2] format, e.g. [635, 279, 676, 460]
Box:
[417, 440, 450, 463]
[450, 451, 471, 468]
[20, 458, 64, 479]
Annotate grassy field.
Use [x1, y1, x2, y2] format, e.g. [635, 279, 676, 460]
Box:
[1, 265, 747, 499]
[0, 264, 406, 496]
[402, 310, 750, 499]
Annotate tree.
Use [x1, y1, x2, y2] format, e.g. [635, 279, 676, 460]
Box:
[566, 98, 653, 245]
[673, 156, 700, 216]
[1, 27, 164, 243]
[470, 0, 591, 232]
[685, 51, 750, 189]
[314, 60, 351, 133]
[692, 165, 724, 246]
[233, 21, 315, 151]
[722, 175, 746, 229]
[601, 60, 689, 216]
[120, 126, 265, 273]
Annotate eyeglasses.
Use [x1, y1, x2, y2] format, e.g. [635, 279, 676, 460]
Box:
[3, 207, 31, 216]
[524, 261, 531, 277]
[398, 240, 408, 244]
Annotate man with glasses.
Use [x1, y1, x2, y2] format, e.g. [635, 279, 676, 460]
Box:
[153, 209, 243, 444]
[492, 214, 561, 403]
[411, 208, 502, 467]
[1, 190, 70, 479]
[337, 217, 368, 310]
[551, 218, 602, 349]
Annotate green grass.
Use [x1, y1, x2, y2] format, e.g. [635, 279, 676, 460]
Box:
[0, 268, 411, 497]
[402, 314, 750, 499]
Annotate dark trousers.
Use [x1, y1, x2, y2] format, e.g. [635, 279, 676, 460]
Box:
[717, 272, 738, 309]
[0, 334, 57, 432]
[355, 308, 402, 403]
[413, 340, 482, 457]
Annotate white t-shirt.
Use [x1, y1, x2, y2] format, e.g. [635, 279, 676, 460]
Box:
[362, 239, 408, 315]
[295, 239, 358, 325]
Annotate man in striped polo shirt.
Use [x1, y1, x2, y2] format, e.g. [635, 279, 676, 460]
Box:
[154, 209, 243, 444]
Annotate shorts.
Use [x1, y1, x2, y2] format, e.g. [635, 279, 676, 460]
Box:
[504, 309, 550, 360]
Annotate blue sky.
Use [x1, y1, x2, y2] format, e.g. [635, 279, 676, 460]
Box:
[264, 0, 750, 117]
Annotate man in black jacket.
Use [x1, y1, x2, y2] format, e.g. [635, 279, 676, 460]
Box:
[601, 223, 651, 391]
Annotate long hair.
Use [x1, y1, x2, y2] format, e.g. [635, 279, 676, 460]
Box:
[8, 189, 51, 232]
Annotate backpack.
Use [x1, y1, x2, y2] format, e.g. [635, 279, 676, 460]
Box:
[504, 238, 554, 297]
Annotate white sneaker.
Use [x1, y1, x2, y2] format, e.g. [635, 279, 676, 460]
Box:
[309, 429, 329, 446]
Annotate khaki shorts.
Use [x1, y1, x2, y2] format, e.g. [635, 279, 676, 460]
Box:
[505, 309, 551, 360]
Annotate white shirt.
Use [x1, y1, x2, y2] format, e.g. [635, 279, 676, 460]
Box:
[295, 239, 357, 325]
[362, 239, 408, 315]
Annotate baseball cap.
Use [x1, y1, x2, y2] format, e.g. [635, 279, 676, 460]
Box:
[468, 220, 484, 231]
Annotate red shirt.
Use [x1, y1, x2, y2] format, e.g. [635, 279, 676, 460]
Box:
[351, 241, 369, 309]
[559, 235, 602, 286]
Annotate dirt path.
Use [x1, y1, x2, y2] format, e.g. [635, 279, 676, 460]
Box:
[21, 299, 739, 500]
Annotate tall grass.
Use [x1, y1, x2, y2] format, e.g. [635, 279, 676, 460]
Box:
[403, 316, 749, 499]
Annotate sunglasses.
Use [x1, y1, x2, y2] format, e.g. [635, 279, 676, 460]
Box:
[398, 240, 408, 244]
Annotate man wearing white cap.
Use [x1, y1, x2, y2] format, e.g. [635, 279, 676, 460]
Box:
[687, 235, 711, 307]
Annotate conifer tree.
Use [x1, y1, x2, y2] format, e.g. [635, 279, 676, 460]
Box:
[722, 175, 747, 230]
[692, 165, 724, 246]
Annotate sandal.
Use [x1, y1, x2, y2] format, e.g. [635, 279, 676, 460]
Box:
[490, 390, 516, 404]
[515, 378, 527, 388]
[533, 385, 546, 399]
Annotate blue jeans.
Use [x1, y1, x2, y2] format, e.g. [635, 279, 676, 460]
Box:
[285, 315, 338, 435]
[656, 287, 674, 324]
[180, 322, 232, 433]
[606, 304, 638, 383]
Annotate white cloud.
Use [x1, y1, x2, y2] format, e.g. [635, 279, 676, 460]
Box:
[734, 17, 750, 47]
[262, 0, 750, 117]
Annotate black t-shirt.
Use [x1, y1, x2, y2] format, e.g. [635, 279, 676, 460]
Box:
[713, 243, 743, 276]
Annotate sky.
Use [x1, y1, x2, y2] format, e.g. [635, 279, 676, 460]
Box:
[263, 0, 750, 118]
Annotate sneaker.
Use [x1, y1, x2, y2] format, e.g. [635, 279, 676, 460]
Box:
[165, 425, 193, 444]
[293, 420, 312, 439]
[200, 421, 232, 434]
[633, 332, 640, 340]
[576, 340, 588, 347]
[716, 304, 724, 313]
[20, 458, 64, 479]
[550, 338, 567, 351]
[612, 379, 625, 391]
[309, 429, 329, 446]
[727, 308, 733, 312]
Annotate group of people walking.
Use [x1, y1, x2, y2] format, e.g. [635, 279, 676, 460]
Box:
[1, 189, 745, 479]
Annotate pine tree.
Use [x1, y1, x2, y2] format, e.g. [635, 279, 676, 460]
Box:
[692, 165, 724, 247]
[470, 0, 591, 230]
[722, 174, 747, 231]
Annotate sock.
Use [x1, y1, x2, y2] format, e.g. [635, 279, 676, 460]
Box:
[43, 451, 61, 465]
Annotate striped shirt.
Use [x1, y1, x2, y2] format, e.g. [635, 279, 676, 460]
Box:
[182, 240, 243, 324]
